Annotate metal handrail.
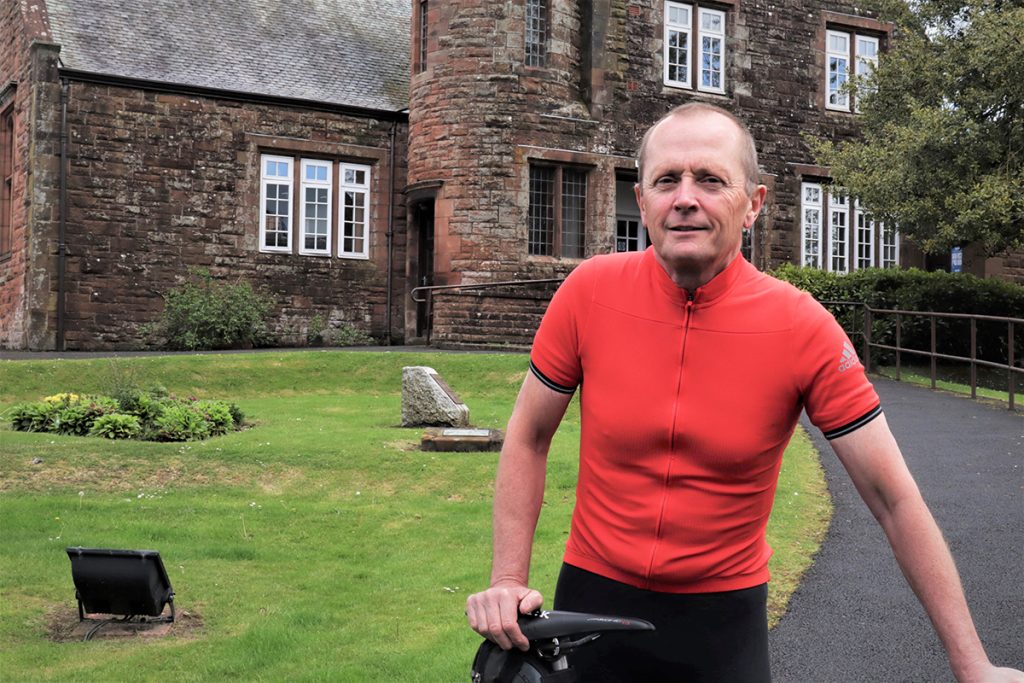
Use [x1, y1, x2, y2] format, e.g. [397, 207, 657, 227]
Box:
[410, 277, 565, 344]
[823, 301, 1023, 411]
[410, 278, 563, 303]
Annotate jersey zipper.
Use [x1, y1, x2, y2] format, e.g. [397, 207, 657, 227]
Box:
[644, 291, 696, 584]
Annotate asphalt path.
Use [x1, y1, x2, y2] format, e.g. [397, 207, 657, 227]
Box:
[769, 377, 1024, 682]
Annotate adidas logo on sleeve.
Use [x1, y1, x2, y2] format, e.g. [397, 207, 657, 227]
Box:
[838, 341, 860, 372]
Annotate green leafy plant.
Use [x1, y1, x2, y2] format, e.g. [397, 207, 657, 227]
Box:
[88, 413, 143, 439]
[8, 402, 60, 432]
[306, 314, 327, 346]
[151, 403, 212, 442]
[147, 268, 274, 350]
[8, 389, 241, 442]
[53, 397, 119, 436]
[193, 400, 235, 436]
[329, 321, 375, 347]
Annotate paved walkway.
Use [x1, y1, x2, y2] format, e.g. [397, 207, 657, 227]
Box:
[769, 377, 1023, 682]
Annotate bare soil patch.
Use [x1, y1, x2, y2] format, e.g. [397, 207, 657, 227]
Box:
[46, 605, 204, 643]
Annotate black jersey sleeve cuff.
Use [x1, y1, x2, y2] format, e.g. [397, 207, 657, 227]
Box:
[822, 404, 883, 440]
[529, 360, 578, 395]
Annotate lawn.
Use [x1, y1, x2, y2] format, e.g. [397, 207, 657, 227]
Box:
[0, 351, 830, 681]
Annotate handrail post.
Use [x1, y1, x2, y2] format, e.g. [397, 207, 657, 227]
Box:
[930, 316, 937, 390]
[1009, 321, 1015, 411]
[895, 312, 902, 381]
[426, 291, 434, 345]
[862, 305, 872, 373]
[970, 318, 977, 399]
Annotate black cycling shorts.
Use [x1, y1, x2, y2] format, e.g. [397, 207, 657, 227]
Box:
[552, 563, 771, 683]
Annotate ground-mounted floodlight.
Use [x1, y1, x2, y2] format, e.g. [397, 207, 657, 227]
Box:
[66, 547, 175, 639]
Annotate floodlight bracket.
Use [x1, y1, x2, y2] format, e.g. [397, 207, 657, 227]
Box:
[66, 547, 176, 623]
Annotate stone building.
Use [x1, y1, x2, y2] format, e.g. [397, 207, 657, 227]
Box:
[1, 0, 410, 350]
[1, 1, 1018, 351]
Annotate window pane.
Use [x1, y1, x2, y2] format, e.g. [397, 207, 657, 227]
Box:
[528, 166, 555, 256]
[667, 29, 689, 84]
[668, 3, 689, 25]
[561, 169, 587, 259]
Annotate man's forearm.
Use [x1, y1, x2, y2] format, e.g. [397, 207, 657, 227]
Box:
[876, 495, 990, 681]
[489, 442, 548, 587]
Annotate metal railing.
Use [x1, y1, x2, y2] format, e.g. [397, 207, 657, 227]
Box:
[410, 278, 564, 344]
[824, 301, 1023, 411]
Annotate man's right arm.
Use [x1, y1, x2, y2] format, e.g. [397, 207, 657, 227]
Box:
[465, 371, 574, 651]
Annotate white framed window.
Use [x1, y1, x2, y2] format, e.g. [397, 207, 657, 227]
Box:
[855, 201, 875, 269]
[881, 222, 900, 268]
[802, 182, 896, 272]
[801, 182, 823, 268]
[664, 2, 726, 93]
[827, 29, 881, 112]
[664, 2, 692, 88]
[826, 30, 850, 111]
[299, 159, 332, 256]
[829, 191, 849, 272]
[699, 8, 725, 93]
[339, 163, 371, 259]
[260, 154, 293, 253]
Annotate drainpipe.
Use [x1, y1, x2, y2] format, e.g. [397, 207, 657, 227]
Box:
[384, 118, 398, 345]
[57, 77, 68, 351]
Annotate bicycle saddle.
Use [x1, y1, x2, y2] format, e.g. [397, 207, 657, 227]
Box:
[518, 610, 655, 641]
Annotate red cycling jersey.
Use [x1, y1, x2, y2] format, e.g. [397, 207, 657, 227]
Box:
[530, 249, 881, 593]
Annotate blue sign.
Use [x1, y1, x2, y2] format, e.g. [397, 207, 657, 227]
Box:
[951, 247, 962, 273]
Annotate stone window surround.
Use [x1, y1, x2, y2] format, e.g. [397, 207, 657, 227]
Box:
[818, 11, 892, 113]
[249, 134, 383, 261]
[795, 165, 898, 272]
[661, 0, 735, 95]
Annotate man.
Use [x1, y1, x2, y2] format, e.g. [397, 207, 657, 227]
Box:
[466, 103, 1022, 682]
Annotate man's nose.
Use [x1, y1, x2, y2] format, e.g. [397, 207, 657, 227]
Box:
[672, 177, 699, 211]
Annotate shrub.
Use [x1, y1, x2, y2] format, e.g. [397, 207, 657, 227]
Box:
[147, 268, 273, 350]
[9, 391, 242, 442]
[89, 413, 143, 440]
[193, 400, 234, 436]
[228, 403, 245, 428]
[771, 265, 1024, 366]
[330, 321, 375, 347]
[9, 402, 61, 432]
[53, 396, 120, 436]
[151, 403, 212, 442]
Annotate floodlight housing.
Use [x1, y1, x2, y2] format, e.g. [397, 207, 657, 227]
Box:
[66, 547, 175, 622]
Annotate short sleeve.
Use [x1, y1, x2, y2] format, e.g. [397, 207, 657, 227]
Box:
[794, 295, 882, 440]
[529, 262, 594, 394]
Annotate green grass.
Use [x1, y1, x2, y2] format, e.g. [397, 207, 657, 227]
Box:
[0, 351, 830, 681]
[875, 364, 1022, 411]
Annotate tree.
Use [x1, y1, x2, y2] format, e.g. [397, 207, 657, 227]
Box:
[811, 0, 1024, 255]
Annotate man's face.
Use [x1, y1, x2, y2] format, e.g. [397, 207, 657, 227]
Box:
[634, 112, 765, 289]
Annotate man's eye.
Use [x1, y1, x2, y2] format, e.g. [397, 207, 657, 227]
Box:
[655, 176, 677, 186]
[700, 176, 724, 187]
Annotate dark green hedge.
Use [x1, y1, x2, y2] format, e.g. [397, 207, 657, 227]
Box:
[769, 265, 1024, 367]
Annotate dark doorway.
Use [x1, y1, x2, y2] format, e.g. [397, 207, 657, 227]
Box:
[413, 200, 435, 338]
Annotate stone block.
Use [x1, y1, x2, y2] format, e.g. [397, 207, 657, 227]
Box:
[401, 366, 470, 427]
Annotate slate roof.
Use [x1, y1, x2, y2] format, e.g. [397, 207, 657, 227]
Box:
[45, 0, 411, 112]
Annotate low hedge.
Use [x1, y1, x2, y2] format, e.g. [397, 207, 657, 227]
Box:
[769, 265, 1024, 366]
[8, 392, 245, 442]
